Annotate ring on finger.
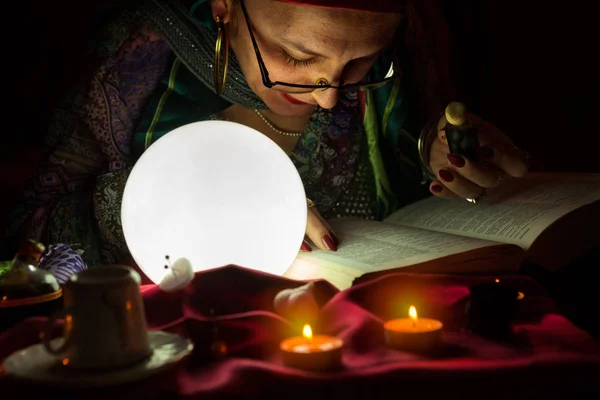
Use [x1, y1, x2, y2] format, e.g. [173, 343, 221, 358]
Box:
[466, 187, 487, 204]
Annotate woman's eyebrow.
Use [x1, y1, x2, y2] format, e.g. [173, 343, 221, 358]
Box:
[279, 39, 326, 58]
[280, 38, 384, 60]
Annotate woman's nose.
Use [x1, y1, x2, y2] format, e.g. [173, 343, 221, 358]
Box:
[311, 88, 340, 109]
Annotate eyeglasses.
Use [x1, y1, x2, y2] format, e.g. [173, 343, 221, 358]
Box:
[239, 0, 400, 94]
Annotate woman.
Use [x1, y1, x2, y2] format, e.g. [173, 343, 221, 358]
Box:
[5, 0, 528, 267]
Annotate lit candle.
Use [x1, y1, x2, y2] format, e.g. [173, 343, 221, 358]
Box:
[384, 305, 443, 352]
[280, 324, 343, 372]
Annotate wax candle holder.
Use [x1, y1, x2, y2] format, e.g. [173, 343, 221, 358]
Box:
[384, 306, 443, 352]
[466, 279, 520, 338]
[280, 325, 343, 372]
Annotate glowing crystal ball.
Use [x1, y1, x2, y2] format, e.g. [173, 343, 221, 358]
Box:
[121, 120, 307, 286]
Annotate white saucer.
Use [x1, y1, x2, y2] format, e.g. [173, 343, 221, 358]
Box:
[2, 330, 194, 388]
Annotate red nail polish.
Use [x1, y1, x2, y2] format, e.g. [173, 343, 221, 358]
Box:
[447, 153, 466, 168]
[431, 184, 443, 193]
[300, 241, 312, 252]
[322, 235, 337, 251]
[331, 232, 340, 246]
[439, 169, 454, 182]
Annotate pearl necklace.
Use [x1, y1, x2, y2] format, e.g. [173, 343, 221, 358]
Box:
[253, 109, 304, 137]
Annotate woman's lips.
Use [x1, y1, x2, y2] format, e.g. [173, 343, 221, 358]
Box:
[282, 92, 310, 105]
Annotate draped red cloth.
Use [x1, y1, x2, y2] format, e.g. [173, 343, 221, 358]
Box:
[1, 265, 599, 399]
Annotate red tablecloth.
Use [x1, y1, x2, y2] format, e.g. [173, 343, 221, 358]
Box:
[1, 265, 599, 399]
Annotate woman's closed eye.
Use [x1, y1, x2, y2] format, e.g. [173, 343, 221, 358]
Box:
[279, 49, 317, 67]
[279, 49, 379, 69]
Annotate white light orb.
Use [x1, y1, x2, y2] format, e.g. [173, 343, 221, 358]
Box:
[121, 120, 307, 285]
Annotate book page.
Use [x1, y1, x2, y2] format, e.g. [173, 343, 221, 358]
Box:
[384, 173, 600, 249]
[284, 219, 511, 290]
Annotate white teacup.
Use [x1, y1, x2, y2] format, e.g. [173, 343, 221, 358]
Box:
[43, 265, 152, 369]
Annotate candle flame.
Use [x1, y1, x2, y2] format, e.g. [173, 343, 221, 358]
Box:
[409, 305, 418, 328]
[409, 305, 418, 320]
[495, 278, 500, 283]
[303, 324, 313, 340]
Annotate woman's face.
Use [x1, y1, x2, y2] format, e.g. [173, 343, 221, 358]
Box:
[217, 0, 401, 117]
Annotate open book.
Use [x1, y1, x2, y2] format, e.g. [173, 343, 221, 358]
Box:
[284, 173, 600, 290]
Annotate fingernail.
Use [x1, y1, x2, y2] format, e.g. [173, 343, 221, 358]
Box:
[447, 153, 466, 168]
[431, 184, 443, 193]
[331, 232, 340, 246]
[477, 146, 494, 160]
[439, 169, 454, 182]
[300, 241, 312, 252]
[322, 235, 337, 251]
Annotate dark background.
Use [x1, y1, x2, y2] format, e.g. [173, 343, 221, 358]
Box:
[447, 1, 598, 172]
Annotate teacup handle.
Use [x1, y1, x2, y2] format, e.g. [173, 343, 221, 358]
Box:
[42, 308, 73, 355]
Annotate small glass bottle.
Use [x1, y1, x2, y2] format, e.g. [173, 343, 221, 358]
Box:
[444, 101, 480, 161]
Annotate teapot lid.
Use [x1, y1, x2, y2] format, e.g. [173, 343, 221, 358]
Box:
[0, 240, 60, 303]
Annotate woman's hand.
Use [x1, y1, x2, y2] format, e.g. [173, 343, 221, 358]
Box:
[300, 202, 339, 252]
[428, 113, 529, 200]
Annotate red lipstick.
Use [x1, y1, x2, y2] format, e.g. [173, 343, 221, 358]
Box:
[282, 92, 308, 105]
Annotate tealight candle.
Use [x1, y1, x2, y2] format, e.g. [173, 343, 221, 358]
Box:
[280, 324, 343, 372]
[384, 306, 443, 351]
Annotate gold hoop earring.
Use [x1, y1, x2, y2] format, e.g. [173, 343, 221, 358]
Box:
[214, 16, 229, 94]
[315, 78, 329, 87]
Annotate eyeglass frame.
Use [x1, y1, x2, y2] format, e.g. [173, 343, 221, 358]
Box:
[238, 0, 400, 93]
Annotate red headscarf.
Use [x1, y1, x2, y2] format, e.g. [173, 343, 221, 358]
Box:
[274, 0, 404, 13]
